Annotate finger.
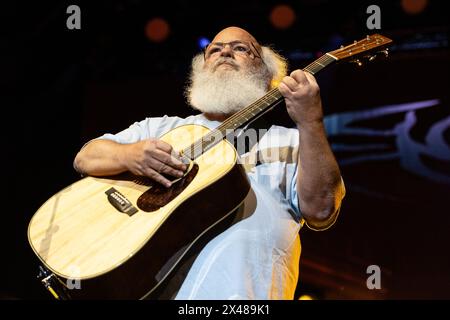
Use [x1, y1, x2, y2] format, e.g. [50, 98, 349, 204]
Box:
[304, 72, 319, 87]
[290, 70, 310, 86]
[278, 82, 293, 98]
[153, 149, 187, 171]
[148, 158, 185, 178]
[281, 76, 297, 91]
[155, 140, 173, 154]
[143, 167, 172, 188]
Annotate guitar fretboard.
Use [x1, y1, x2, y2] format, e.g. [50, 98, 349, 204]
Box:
[182, 53, 337, 159]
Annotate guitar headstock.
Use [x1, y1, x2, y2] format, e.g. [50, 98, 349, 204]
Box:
[328, 34, 393, 66]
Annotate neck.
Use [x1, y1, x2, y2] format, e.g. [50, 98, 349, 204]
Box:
[203, 112, 232, 122]
[182, 53, 339, 161]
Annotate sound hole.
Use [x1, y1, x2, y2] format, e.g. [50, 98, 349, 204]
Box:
[137, 164, 199, 212]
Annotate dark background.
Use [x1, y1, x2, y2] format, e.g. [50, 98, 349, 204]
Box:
[2, 0, 449, 299]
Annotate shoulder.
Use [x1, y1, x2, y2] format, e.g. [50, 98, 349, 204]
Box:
[146, 114, 216, 137]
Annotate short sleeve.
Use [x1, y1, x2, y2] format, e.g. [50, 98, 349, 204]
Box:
[83, 115, 181, 148]
[95, 118, 153, 144]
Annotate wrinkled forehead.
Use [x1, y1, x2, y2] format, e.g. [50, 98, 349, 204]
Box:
[211, 27, 262, 52]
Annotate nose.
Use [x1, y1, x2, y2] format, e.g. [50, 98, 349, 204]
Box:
[220, 44, 234, 58]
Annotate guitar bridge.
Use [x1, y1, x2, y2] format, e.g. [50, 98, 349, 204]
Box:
[105, 187, 138, 216]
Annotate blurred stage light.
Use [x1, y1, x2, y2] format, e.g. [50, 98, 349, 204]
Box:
[299, 294, 315, 300]
[145, 18, 170, 42]
[401, 0, 428, 15]
[270, 4, 296, 30]
[198, 37, 211, 50]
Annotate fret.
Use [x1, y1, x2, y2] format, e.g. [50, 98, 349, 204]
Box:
[184, 53, 337, 160]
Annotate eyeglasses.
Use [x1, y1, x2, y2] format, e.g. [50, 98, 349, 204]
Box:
[203, 41, 262, 60]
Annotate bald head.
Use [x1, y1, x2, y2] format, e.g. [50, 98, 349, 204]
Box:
[211, 26, 262, 54]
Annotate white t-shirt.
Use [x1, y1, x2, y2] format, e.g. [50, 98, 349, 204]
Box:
[97, 113, 303, 299]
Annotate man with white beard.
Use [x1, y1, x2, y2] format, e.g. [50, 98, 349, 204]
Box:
[74, 26, 345, 299]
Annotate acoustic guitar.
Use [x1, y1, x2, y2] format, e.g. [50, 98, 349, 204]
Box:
[28, 34, 392, 299]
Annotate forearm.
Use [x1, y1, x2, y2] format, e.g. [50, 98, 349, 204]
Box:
[297, 120, 344, 229]
[74, 139, 130, 176]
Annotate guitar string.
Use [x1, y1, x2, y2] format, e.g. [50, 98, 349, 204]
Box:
[180, 37, 388, 158]
[205, 54, 333, 133]
[183, 35, 392, 159]
[206, 54, 334, 137]
[192, 54, 334, 147]
[194, 54, 334, 144]
[182, 54, 333, 159]
[181, 54, 334, 159]
[182, 88, 282, 159]
[212, 53, 333, 130]
[181, 87, 281, 159]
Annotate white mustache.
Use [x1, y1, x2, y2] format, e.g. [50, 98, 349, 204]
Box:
[213, 58, 239, 71]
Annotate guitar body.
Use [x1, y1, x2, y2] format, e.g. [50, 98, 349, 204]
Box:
[28, 124, 251, 299]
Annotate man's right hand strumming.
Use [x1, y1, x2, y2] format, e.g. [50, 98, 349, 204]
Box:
[74, 138, 187, 187]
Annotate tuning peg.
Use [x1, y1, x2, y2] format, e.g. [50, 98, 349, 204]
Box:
[373, 49, 389, 59]
[351, 59, 363, 67]
[368, 55, 377, 62]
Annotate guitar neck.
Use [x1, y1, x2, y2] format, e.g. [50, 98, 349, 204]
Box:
[182, 53, 337, 160]
[218, 53, 337, 132]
